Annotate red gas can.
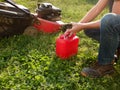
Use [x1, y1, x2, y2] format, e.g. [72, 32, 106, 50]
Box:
[56, 34, 79, 59]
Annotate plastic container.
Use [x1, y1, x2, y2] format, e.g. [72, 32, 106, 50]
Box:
[56, 34, 79, 59]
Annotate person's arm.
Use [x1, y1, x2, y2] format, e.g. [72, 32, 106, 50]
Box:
[81, 20, 100, 29]
[112, 0, 120, 14]
[65, 20, 100, 34]
[64, 0, 109, 35]
[80, 0, 109, 23]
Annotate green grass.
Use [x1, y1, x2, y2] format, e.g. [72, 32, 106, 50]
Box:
[0, 0, 120, 90]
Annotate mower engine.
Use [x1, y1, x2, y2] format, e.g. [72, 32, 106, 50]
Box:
[36, 3, 61, 21]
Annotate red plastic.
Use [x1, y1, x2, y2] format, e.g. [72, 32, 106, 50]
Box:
[56, 34, 79, 59]
[34, 18, 61, 33]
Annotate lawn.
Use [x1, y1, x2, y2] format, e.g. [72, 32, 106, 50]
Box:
[0, 0, 120, 90]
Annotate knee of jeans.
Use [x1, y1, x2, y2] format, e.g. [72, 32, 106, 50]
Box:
[101, 13, 117, 25]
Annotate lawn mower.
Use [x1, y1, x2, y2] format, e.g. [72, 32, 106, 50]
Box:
[0, 0, 72, 38]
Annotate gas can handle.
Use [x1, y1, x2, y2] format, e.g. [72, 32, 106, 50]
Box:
[60, 33, 75, 40]
[64, 32, 74, 39]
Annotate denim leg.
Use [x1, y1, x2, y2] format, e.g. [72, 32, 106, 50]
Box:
[84, 29, 100, 42]
[98, 13, 120, 65]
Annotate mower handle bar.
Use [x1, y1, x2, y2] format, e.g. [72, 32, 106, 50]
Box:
[5, 0, 31, 16]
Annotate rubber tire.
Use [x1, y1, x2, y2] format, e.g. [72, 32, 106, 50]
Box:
[23, 26, 39, 36]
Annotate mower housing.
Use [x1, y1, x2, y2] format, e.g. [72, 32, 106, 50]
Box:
[0, 2, 33, 37]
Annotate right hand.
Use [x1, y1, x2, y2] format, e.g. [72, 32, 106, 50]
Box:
[64, 22, 83, 37]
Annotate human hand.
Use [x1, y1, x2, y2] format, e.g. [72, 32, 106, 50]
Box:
[64, 22, 82, 37]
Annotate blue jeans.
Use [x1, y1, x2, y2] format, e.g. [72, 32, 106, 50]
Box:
[98, 13, 120, 65]
[84, 29, 100, 42]
[84, 13, 120, 65]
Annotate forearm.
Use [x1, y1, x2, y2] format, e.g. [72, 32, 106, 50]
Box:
[66, 20, 100, 33]
[80, 0, 109, 23]
[80, 7, 101, 23]
[80, 20, 100, 30]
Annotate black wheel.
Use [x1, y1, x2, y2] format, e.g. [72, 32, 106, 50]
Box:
[23, 26, 39, 36]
